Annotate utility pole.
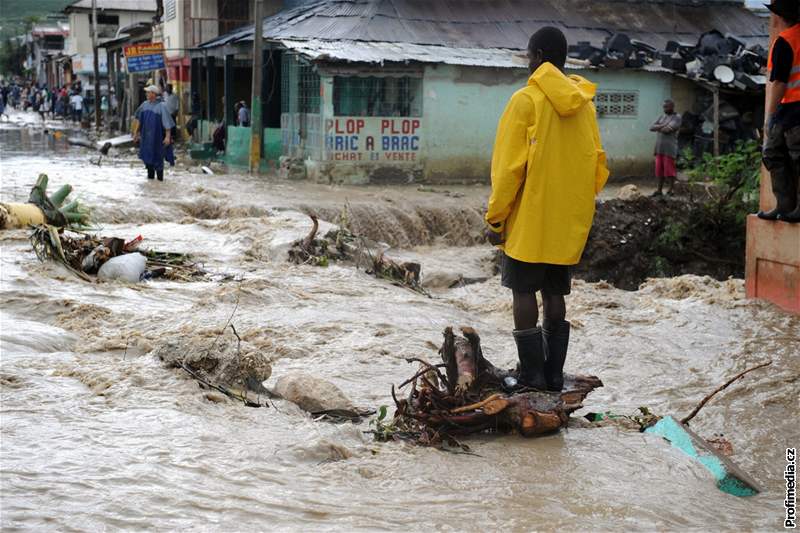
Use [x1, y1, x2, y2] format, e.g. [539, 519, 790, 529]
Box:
[249, 0, 264, 173]
[92, 0, 101, 131]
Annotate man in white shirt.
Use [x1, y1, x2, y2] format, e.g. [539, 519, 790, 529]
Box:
[69, 92, 83, 122]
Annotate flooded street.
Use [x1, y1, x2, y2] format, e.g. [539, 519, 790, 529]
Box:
[1, 115, 798, 531]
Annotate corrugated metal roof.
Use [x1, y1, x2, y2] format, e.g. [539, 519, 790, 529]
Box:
[199, 0, 768, 64]
[278, 38, 524, 68]
[262, 0, 767, 48]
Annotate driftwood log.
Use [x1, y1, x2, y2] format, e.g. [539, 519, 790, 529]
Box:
[384, 327, 602, 445]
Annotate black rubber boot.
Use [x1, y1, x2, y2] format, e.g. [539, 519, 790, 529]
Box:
[513, 327, 547, 390]
[543, 320, 570, 392]
[156, 168, 164, 181]
[757, 207, 789, 220]
[778, 209, 800, 223]
[146, 166, 155, 180]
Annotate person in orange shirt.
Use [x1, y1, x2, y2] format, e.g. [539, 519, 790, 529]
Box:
[760, 0, 800, 223]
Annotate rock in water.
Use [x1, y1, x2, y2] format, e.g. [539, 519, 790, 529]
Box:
[152, 334, 271, 395]
[616, 184, 642, 200]
[273, 373, 355, 413]
[217, 352, 272, 393]
[421, 271, 462, 289]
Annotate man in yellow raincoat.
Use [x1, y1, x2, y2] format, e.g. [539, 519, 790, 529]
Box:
[486, 27, 609, 392]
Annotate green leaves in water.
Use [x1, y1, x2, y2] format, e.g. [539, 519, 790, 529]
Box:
[28, 173, 92, 230]
[586, 406, 661, 431]
[368, 405, 396, 442]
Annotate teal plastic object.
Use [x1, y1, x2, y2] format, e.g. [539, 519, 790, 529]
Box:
[645, 416, 761, 497]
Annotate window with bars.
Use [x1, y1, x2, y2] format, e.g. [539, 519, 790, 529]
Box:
[333, 76, 422, 117]
[281, 54, 320, 114]
[595, 90, 639, 118]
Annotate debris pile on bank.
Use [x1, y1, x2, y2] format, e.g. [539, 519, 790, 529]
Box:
[371, 327, 602, 447]
[30, 226, 207, 282]
[155, 329, 374, 419]
[289, 213, 426, 294]
[569, 30, 765, 90]
[545, 196, 745, 290]
[154, 330, 274, 407]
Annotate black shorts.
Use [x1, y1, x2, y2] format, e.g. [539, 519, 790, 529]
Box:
[500, 253, 572, 295]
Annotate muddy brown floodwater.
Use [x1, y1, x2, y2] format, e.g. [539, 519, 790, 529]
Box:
[1, 114, 798, 531]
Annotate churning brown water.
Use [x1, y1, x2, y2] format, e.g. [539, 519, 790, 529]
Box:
[1, 118, 798, 531]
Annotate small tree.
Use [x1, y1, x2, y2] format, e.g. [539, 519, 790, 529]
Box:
[0, 16, 40, 78]
[683, 140, 761, 225]
[654, 140, 761, 274]
[0, 38, 28, 77]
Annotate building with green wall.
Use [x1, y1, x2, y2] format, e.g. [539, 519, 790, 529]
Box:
[192, 0, 767, 183]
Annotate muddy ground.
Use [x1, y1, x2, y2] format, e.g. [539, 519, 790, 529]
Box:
[576, 195, 745, 290]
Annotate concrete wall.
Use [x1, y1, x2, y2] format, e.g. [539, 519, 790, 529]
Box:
[224, 125, 250, 167]
[191, 0, 219, 46]
[422, 65, 676, 182]
[585, 70, 675, 177]
[221, 125, 284, 169]
[423, 64, 527, 182]
[66, 11, 154, 57]
[163, 0, 186, 58]
[65, 13, 91, 56]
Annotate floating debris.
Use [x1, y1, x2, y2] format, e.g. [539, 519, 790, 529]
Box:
[30, 225, 209, 282]
[0, 174, 91, 230]
[288, 213, 427, 294]
[369, 327, 602, 448]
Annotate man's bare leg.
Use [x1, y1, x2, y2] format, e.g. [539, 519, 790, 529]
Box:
[541, 294, 565, 330]
[512, 291, 538, 330]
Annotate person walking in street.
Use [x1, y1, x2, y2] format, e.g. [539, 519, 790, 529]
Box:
[33, 91, 43, 118]
[485, 26, 608, 392]
[164, 83, 179, 140]
[11, 83, 20, 109]
[133, 84, 175, 181]
[55, 87, 67, 119]
[650, 99, 682, 196]
[237, 100, 251, 127]
[38, 91, 50, 122]
[50, 88, 58, 116]
[69, 91, 84, 123]
[759, 0, 800, 222]
[186, 91, 201, 137]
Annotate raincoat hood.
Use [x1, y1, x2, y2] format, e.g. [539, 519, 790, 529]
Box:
[530, 62, 596, 117]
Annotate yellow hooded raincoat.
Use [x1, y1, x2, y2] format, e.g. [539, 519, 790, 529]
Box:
[486, 62, 609, 265]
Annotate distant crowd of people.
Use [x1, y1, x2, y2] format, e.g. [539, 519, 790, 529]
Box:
[0, 79, 118, 123]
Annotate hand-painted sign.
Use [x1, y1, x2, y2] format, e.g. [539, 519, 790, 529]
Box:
[324, 117, 422, 162]
[123, 43, 166, 73]
[71, 52, 108, 74]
